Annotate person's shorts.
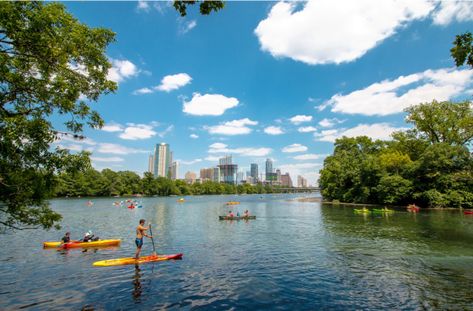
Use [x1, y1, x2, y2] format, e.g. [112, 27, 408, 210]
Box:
[135, 238, 143, 248]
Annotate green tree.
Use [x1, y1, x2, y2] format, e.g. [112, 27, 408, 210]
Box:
[0, 2, 116, 229]
[451, 32, 473, 68]
[173, 0, 225, 17]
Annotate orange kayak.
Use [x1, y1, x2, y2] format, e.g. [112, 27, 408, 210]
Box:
[92, 253, 183, 267]
[43, 239, 121, 249]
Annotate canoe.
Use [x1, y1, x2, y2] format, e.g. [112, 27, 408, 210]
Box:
[43, 239, 121, 249]
[373, 208, 394, 213]
[219, 216, 256, 220]
[93, 253, 183, 267]
[225, 201, 240, 205]
[464, 211, 473, 215]
[354, 209, 371, 214]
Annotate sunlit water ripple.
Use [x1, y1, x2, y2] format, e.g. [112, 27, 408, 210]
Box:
[1, 194, 472, 310]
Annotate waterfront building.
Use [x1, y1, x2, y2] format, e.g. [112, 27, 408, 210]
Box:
[297, 175, 308, 188]
[281, 172, 293, 187]
[148, 155, 154, 174]
[200, 167, 221, 182]
[265, 158, 273, 181]
[185, 171, 196, 184]
[170, 161, 179, 180]
[276, 169, 281, 183]
[212, 167, 221, 183]
[218, 155, 238, 184]
[250, 163, 258, 181]
[153, 143, 171, 178]
[236, 171, 246, 185]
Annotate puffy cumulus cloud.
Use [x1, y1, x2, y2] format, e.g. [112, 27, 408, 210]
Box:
[208, 143, 272, 157]
[119, 123, 157, 140]
[179, 158, 203, 165]
[314, 123, 406, 142]
[96, 143, 148, 155]
[107, 59, 139, 83]
[183, 93, 239, 116]
[282, 143, 308, 153]
[91, 156, 124, 162]
[318, 118, 344, 128]
[289, 115, 312, 124]
[136, 0, 150, 11]
[255, 0, 434, 65]
[157, 73, 192, 92]
[298, 126, 317, 133]
[102, 123, 123, 132]
[55, 134, 96, 146]
[325, 67, 473, 116]
[190, 134, 199, 139]
[205, 118, 258, 135]
[133, 87, 153, 95]
[293, 153, 327, 160]
[432, 1, 473, 25]
[264, 126, 284, 135]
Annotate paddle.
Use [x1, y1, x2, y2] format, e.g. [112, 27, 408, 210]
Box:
[149, 224, 157, 256]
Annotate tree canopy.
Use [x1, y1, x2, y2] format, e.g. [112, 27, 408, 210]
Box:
[0, 2, 116, 230]
[451, 32, 473, 68]
[173, 0, 225, 17]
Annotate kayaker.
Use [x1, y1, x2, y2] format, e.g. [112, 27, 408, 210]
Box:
[61, 232, 71, 243]
[236, 211, 240, 217]
[83, 231, 99, 242]
[227, 211, 234, 217]
[244, 210, 249, 217]
[135, 219, 153, 259]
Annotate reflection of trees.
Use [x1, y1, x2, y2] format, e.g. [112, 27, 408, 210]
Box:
[132, 265, 142, 301]
[319, 204, 473, 309]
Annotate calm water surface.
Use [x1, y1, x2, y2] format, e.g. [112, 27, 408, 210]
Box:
[1, 193, 472, 310]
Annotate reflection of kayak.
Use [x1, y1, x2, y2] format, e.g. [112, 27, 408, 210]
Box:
[177, 198, 185, 202]
[373, 208, 394, 214]
[219, 216, 256, 220]
[464, 211, 473, 215]
[93, 253, 183, 267]
[354, 209, 371, 214]
[43, 239, 121, 249]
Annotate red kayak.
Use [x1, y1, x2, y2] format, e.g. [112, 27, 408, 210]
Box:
[464, 211, 473, 215]
[128, 205, 135, 209]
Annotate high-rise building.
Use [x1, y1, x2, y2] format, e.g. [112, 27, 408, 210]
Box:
[218, 155, 238, 184]
[185, 171, 196, 184]
[276, 169, 281, 183]
[281, 172, 293, 187]
[153, 143, 171, 177]
[148, 155, 154, 174]
[297, 175, 308, 188]
[212, 167, 221, 183]
[200, 167, 221, 182]
[170, 161, 179, 180]
[265, 158, 273, 181]
[236, 171, 246, 185]
[250, 163, 258, 181]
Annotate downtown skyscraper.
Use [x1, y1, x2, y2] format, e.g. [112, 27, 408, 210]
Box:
[153, 143, 171, 178]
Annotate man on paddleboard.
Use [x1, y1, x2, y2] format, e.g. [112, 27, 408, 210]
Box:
[135, 219, 153, 259]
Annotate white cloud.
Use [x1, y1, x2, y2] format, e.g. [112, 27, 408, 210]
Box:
[318, 118, 344, 128]
[56, 134, 96, 146]
[325, 67, 473, 116]
[183, 93, 239, 116]
[206, 118, 258, 135]
[91, 156, 124, 162]
[255, 0, 434, 65]
[282, 143, 308, 153]
[96, 143, 148, 155]
[157, 73, 192, 92]
[432, 1, 473, 25]
[264, 126, 284, 135]
[298, 126, 317, 133]
[293, 154, 327, 160]
[205, 155, 221, 162]
[137, 0, 150, 11]
[190, 134, 199, 139]
[157, 125, 174, 138]
[278, 162, 323, 186]
[102, 123, 123, 132]
[133, 87, 153, 95]
[314, 123, 406, 142]
[56, 143, 84, 152]
[119, 123, 157, 140]
[289, 115, 312, 125]
[208, 143, 272, 157]
[107, 59, 139, 83]
[179, 20, 197, 34]
[179, 158, 203, 165]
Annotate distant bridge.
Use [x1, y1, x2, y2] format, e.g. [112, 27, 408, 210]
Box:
[277, 187, 320, 193]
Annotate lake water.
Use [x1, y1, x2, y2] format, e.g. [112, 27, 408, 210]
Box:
[1, 193, 472, 310]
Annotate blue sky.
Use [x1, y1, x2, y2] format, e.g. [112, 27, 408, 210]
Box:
[56, 1, 473, 185]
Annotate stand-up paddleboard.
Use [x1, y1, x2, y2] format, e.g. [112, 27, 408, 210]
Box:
[92, 253, 183, 267]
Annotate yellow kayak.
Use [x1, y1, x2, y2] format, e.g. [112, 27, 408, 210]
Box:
[93, 253, 183, 267]
[43, 239, 121, 249]
[225, 201, 240, 205]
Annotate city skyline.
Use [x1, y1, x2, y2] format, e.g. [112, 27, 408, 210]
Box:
[53, 2, 473, 186]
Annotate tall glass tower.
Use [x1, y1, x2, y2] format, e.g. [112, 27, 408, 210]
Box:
[250, 163, 258, 180]
[153, 143, 171, 177]
[265, 158, 273, 181]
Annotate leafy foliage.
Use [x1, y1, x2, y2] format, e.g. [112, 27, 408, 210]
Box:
[173, 0, 225, 17]
[0, 2, 116, 230]
[451, 32, 473, 68]
[319, 100, 473, 208]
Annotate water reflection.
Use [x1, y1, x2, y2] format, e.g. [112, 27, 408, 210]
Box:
[132, 265, 142, 302]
